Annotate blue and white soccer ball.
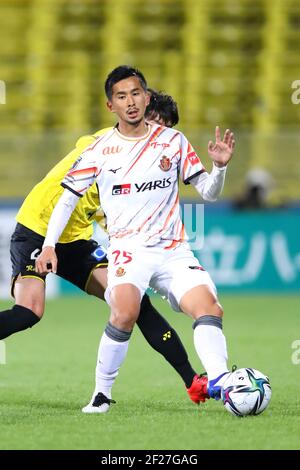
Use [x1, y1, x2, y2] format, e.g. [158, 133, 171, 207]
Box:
[221, 368, 271, 417]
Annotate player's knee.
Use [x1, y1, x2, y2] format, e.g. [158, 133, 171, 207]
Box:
[211, 301, 224, 318]
[21, 301, 44, 318]
[187, 298, 223, 318]
[110, 309, 137, 331]
[198, 291, 224, 317]
[110, 285, 140, 329]
[13, 277, 45, 318]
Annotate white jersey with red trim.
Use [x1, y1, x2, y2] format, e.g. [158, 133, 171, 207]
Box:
[62, 123, 205, 248]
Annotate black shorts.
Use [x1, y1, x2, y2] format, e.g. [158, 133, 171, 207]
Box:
[10, 223, 108, 295]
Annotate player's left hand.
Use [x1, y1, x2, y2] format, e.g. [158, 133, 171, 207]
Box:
[35, 246, 58, 275]
[208, 126, 235, 168]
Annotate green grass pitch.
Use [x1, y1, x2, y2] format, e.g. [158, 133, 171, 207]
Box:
[0, 294, 299, 450]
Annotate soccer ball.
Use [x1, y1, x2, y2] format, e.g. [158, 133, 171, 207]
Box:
[221, 368, 271, 417]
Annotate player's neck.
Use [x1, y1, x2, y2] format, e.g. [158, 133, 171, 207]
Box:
[117, 119, 149, 138]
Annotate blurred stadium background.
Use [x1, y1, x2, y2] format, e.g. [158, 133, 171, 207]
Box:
[0, 0, 300, 451]
[1, 0, 300, 201]
[0, 0, 299, 296]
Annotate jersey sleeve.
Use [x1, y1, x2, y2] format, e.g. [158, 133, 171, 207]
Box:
[179, 134, 206, 185]
[61, 147, 101, 198]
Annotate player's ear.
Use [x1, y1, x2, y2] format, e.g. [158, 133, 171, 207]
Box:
[107, 100, 114, 113]
[145, 92, 150, 106]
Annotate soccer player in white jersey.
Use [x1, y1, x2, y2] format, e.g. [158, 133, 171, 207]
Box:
[36, 65, 235, 413]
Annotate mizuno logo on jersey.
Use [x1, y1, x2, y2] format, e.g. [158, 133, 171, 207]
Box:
[135, 178, 172, 192]
[112, 184, 131, 195]
[108, 167, 122, 174]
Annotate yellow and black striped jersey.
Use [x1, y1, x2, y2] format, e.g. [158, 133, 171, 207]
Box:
[16, 128, 111, 243]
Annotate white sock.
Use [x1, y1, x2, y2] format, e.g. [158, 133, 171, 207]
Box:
[93, 331, 130, 399]
[193, 324, 229, 382]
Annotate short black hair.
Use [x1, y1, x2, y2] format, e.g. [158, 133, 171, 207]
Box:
[145, 89, 179, 127]
[105, 65, 148, 100]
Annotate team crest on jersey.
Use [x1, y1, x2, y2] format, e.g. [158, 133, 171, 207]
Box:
[159, 156, 171, 172]
[115, 267, 126, 277]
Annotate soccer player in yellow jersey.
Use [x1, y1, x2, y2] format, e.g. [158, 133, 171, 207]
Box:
[0, 90, 207, 406]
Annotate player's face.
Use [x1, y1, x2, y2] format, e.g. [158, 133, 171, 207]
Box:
[107, 76, 150, 126]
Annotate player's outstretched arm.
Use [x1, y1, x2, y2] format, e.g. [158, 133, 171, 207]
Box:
[35, 189, 79, 275]
[208, 126, 235, 167]
[190, 126, 235, 202]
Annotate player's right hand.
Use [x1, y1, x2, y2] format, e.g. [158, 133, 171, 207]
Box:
[35, 246, 58, 275]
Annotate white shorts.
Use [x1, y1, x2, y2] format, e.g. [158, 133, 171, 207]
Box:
[105, 240, 217, 312]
